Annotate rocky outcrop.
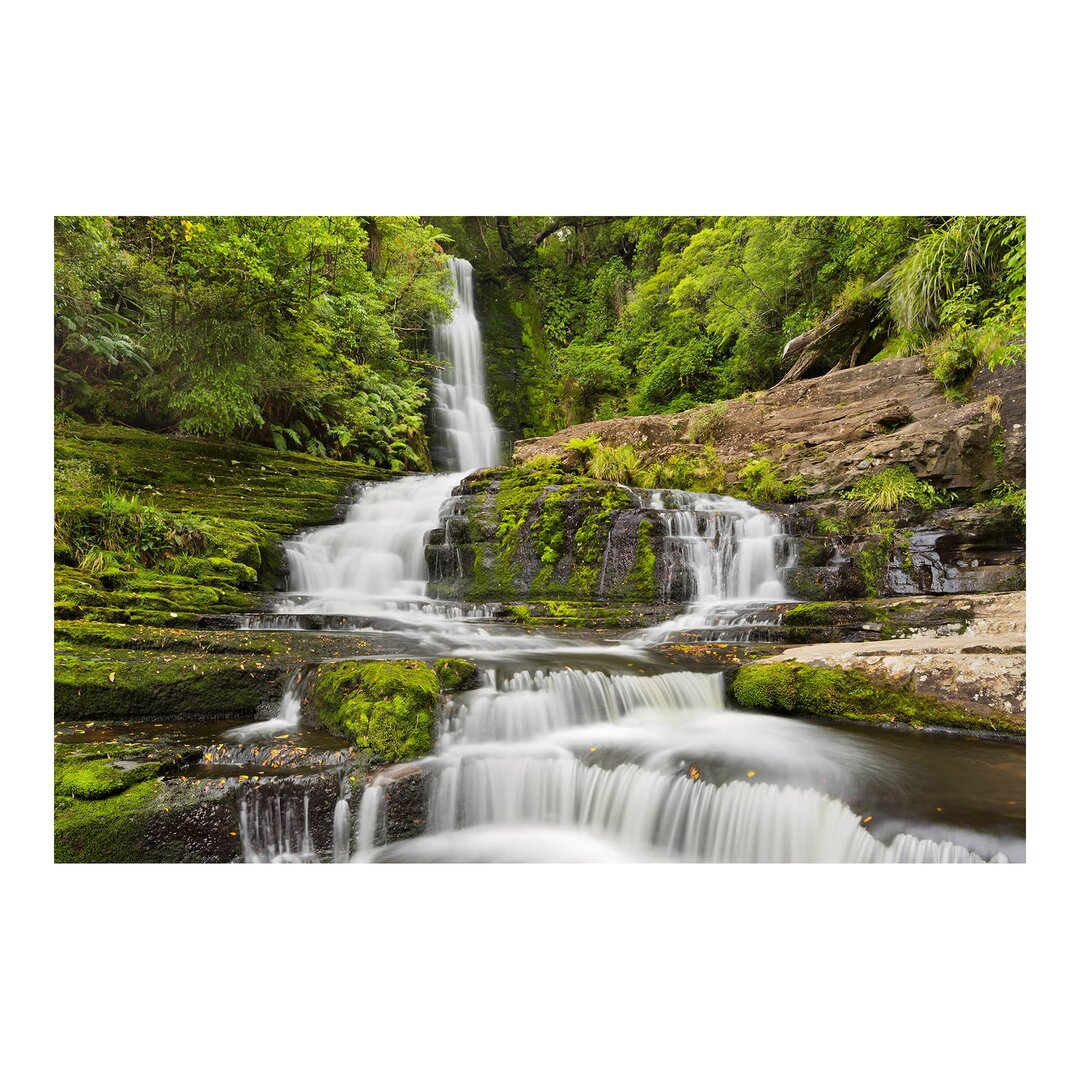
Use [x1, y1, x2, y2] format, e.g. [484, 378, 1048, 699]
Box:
[510, 355, 1025, 605]
[783, 502, 1025, 601]
[425, 466, 668, 606]
[777, 591, 1025, 643]
[514, 354, 1025, 498]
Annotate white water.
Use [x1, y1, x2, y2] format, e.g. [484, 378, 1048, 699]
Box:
[240, 256, 1017, 865]
[226, 674, 304, 740]
[278, 256, 501, 619]
[431, 257, 502, 472]
[638, 488, 791, 642]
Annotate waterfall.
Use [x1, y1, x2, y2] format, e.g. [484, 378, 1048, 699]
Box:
[639, 489, 791, 641]
[412, 764, 1003, 863]
[431, 257, 502, 473]
[239, 256, 1017, 866]
[226, 673, 304, 740]
[239, 790, 316, 863]
[278, 257, 500, 617]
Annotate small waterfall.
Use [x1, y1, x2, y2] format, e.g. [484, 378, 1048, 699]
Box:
[355, 784, 386, 852]
[441, 668, 727, 744]
[640, 489, 791, 641]
[225, 673, 304, 741]
[332, 798, 351, 863]
[420, 761, 1003, 863]
[238, 790, 316, 863]
[431, 257, 502, 473]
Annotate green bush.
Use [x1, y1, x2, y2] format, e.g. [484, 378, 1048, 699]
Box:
[587, 445, 642, 485]
[843, 465, 949, 513]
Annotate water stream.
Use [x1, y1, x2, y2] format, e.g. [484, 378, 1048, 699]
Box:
[239, 257, 1023, 864]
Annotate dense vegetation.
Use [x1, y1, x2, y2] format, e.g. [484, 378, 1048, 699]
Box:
[55, 216, 451, 471]
[56, 215, 1026, 454]
[439, 215, 1026, 430]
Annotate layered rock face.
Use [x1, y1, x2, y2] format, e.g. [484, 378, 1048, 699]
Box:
[507, 354, 1025, 604]
[425, 467, 672, 612]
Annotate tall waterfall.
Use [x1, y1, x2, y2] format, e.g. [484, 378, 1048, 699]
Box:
[431, 257, 502, 473]
[278, 257, 500, 616]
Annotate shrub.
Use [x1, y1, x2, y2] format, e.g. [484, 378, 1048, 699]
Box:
[842, 465, 949, 512]
[563, 434, 601, 467]
[587, 445, 641, 485]
[990, 482, 1026, 524]
[736, 457, 806, 503]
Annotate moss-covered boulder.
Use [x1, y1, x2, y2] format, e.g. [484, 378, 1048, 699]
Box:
[312, 659, 444, 763]
[425, 464, 663, 605]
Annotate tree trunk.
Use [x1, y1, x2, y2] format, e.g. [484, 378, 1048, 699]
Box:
[775, 270, 893, 385]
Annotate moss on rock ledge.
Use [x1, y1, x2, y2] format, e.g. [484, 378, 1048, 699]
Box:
[730, 660, 1022, 735]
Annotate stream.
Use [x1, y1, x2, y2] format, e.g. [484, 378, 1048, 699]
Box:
[230, 257, 1024, 864]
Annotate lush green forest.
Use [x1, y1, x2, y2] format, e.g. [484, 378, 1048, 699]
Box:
[439, 215, 1026, 433]
[55, 215, 1025, 459]
[54, 216, 452, 471]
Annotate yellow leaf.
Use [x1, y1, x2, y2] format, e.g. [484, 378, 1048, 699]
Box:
[746, 770, 756, 778]
[108, 671, 115, 683]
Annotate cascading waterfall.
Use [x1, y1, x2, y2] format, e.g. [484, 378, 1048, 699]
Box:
[238, 257, 1017, 866]
[277, 257, 501, 619]
[373, 665, 1012, 863]
[431, 257, 502, 473]
[639, 489, 792, 641]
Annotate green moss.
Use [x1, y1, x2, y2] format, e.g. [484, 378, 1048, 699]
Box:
[434, 658, 481, 692]
[55, 422, 388, 624]
[730, 661, 1022, 734]
[54, 647, 283, 721]
[313, 659, 441, 763]
[784, 602, 881, 628]
[621, 519, 658, 600]
[54, 778, 161, 863]
[54, 755, 161, 799]
[463, 465, 640, 603]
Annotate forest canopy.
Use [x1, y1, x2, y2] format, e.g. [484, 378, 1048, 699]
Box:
[55, 215, 1025, 459]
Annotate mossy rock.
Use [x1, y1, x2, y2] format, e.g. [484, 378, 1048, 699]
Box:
[54, 647, 285, 721]
[729, 660, 1022, 734]
[167, 556, 258, 588]
[313, 659, 441, 763]
[54, 779, 162, 863]
[434, 658, 481, 692]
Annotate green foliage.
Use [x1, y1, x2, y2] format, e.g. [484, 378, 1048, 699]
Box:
[842, 465, 950, 513]
[563, 434, 602, 466]
[55, 216, 450, 471]
[735, 456, 806, 503]
[990, 482, 1026, 523]
[587, 444, 641, 485]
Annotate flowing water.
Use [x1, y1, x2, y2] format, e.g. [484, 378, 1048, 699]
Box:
[239, 257, 1024, 864]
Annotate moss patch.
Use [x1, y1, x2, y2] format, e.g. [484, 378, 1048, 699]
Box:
[313, 660, 441, 763]
[434, 658, 481, 692]
[54, 778, 162, 863]
[730, 660, 1022, 734]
